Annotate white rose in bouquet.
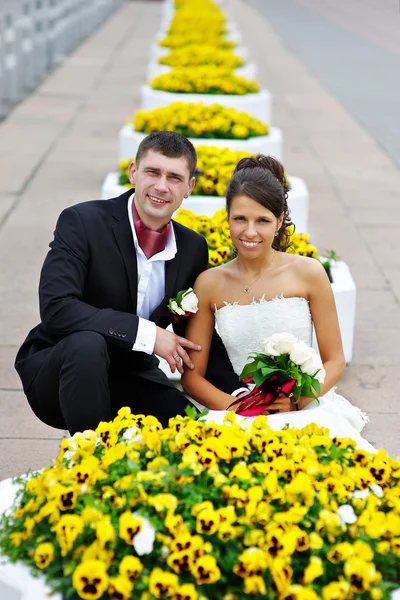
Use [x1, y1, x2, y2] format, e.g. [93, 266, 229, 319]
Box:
[289, 340, 313, 366]
[260, 332, 297, 357]
[301, 351, 326, 383]
[170, 300, 185, 316]
[180, 288, 199, 314]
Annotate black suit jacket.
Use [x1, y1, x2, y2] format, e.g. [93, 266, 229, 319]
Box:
[15, 189, 241, 396]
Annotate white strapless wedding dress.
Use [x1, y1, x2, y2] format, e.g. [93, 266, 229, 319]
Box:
[200, 296, 374, 452]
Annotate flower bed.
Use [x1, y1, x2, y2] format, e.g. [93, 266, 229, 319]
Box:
[141, 88, 271, 124]
[146, 61, 257, 82]
[158, 44, 245, 70]
[118, 123, 281, 161]
[1, 407, 400, 599]
[150, 42, 249, 63]
[134, 102, 269, 141]
[150, 66, 259, 95]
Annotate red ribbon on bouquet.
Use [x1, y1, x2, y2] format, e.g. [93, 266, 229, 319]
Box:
[228, 376, 297, 417]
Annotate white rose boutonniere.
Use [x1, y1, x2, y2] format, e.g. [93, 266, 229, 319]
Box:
[168, 288, 199, 322]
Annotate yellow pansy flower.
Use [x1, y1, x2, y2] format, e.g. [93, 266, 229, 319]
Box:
[72, 559, 109, 600]
[34, 542, 55, 569]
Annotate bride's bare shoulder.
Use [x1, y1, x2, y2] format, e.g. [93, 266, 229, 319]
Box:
[194, 263, 233, 294]
[285, 253, 329, 283]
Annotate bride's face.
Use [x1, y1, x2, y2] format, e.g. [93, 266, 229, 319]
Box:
[228, 194, 282, 255]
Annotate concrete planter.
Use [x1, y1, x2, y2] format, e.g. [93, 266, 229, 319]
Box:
[146, 60, 258, 82]
[312, 260, 356, 364]
[101, 171, 308, 241]
[329, 260, 356, 364]
[118, 126, 283, 162]
[141, 85, 272, 123]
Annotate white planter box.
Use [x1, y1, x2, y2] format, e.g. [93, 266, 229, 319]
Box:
[330, 260, 356, 364]
[146, 61, 258, 82]
[118, 126, 283, 162]
[101, 173, 307, 230]
[150, 43, 249, 64]
[141, 85, 271, 123]
[313, 260, 356, 364]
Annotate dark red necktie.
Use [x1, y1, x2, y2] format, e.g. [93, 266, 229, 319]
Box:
[132, 201, 171, 259]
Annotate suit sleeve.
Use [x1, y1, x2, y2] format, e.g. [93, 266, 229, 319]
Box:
[206, 329, 242, 394]
[39, 207, 139, 349]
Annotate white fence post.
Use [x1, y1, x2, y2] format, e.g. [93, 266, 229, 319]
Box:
[0, 0, 125, 119]
[2, 12, 18, 110]
[0, 16, 6, 118]
[33, 0, 47, 85]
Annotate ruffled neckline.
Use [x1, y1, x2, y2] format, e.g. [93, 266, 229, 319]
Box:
[215, 294, 309, 314]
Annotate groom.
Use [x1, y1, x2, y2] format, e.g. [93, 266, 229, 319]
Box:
[15, 131, 243, 434]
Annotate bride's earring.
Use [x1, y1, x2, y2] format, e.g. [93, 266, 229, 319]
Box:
[274, 231, 279, 237]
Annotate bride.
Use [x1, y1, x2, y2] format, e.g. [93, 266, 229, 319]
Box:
[181, 155, 374, 452]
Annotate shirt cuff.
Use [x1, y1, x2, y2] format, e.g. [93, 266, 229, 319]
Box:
[231, 387, 250, 397]
[132, 318, 156, 355]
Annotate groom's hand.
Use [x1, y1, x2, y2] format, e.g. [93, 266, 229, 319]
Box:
[154, 326, 201, 374]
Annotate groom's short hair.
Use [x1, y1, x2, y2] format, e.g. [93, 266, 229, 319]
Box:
[136, 131, 197, 178]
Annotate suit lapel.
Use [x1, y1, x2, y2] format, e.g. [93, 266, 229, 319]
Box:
[149, 221, 182, 323]
[112, 190, 138, 312]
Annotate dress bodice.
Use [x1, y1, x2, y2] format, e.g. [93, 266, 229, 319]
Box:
[215, 296, 312, 376]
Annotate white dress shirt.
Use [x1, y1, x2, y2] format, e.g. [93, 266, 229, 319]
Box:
[128, 194, 177, 355]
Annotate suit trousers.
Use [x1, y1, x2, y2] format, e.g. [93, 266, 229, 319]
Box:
[27, 331, 192, 435]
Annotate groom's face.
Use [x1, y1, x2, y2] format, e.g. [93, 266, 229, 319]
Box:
[129, 150, 195, 230]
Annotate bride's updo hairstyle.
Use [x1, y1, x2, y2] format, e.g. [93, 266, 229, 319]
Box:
[226, 154, 293, 251]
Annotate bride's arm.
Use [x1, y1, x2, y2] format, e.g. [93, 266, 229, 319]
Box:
[181, 272, 238, 410]
[300, 257, 346, 408]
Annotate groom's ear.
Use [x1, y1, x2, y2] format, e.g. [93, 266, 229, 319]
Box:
[128, 161, 137, 185]
[185, 176, 195, 198]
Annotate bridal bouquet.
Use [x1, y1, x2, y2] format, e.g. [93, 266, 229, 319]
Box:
[230, 332, 325, 417]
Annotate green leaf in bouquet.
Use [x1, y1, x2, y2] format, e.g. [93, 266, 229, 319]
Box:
[253, 370, 268, 387]
[260, 366, 278, 377]
[239, 359, 259, 379]
[311, 377, 321, 396]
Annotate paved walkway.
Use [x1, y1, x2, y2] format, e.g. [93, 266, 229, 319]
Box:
[0, 0, 399, 480]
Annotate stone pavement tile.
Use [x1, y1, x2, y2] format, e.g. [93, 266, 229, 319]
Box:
[37, 59, 107, 99]
[0, 346, 20, 389]
[9, 94, 79, 125]
[0, 194, 17, 224]
[0, 391, 62, 439]
[0, 118, 66, 157]
[0, 156, 44, 196]
[346, 264, 389, 290]
[361, 413, 400, 458]
[381, 267, 400, 301]
[309, 220, 376, 266]
[0, 438, 64, 480]
[355, 289, 400, 330]
[347, 208, 400, 226]
[339, 365, 400, 414]
[338, 189, 400, 210]
[351, 327, 400, 367]
[357, 225, 400, 267]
